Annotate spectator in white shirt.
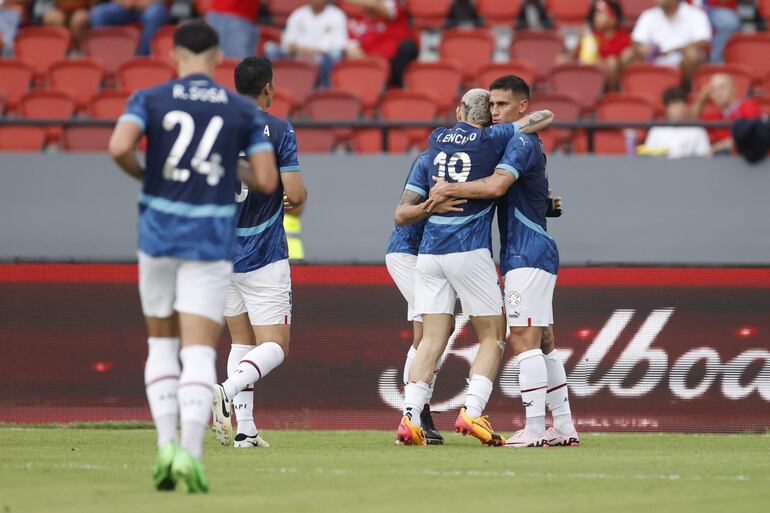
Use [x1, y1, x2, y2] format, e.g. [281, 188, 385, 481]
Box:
[622, 0, 711, 84]
[638, 87, 711, 159]
[264, 0, 348, 87]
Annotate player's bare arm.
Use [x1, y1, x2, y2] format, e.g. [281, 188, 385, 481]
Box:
[395, 189, 466, 226]
[108, 121, 144, 180]
[422, 170, 515, 213]
[243, 150, 279, 194]
[517, 110, 554, 134]
[281, 170, 308, 209]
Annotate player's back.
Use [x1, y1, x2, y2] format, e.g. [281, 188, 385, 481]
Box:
[129, 73, 268, 262]
[420, 121, 516, 255]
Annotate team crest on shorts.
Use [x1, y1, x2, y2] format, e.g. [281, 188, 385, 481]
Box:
[506, 291, 521, 306]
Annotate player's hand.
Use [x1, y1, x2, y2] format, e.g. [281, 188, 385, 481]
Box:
[428, 175, 452, 202]
[430, 197, 467, 214]
[284, 194, 298, 211]
[546, 191, 563, 217]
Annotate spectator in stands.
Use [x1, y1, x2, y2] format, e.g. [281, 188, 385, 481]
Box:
[345, 0, 417, 87]
[622, 0, 711, 84]
[696, 0, 741, 64]
[692, 73, 763, 155]
[559, 0, 630, 91]
[515, 0, 553, 30]
[36, 1, 94, 49]
[0, 0, 27, 55]
[446, 0, 480, 28]
[89, 0, 169, 56]
[206, 0, 259, 59]
[264, 0, 348, 88]
[638, 86, 711, 158]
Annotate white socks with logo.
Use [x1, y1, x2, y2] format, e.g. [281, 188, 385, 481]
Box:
[517, 348, 548, 435]
[144, 337, 180, 449]
[222, 341, 285, 401]
[228, 343, 257, 436]
[544, 349, 575, 433]
[178, 345, 216, 460]
[464, 374, 494, 418]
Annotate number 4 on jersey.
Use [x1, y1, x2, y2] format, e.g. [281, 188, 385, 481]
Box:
[162, 110, 225, 186]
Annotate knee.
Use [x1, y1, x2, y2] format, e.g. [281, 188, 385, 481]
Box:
[89, 4, 110, 26]
[70, 9, 90, 31]
[43, 9, 66, 26]
[397, 38, 418, 60]
[682, 45, 704, 65]
[141, 2, 169, 24]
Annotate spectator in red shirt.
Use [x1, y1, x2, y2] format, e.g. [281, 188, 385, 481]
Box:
[692, 73, 762, 155]
[206, 0, 259, 59]
[344, 0, 417, 87]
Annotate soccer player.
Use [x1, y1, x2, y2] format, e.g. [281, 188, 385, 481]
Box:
[108, 21, 278, 492]
[394, 89, 553, 446]
[424, 75, 578, 448]
[210, 56, 307, 448]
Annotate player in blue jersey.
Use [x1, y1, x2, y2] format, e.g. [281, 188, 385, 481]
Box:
[210, 57, 307, 449]
[424, 75, 577, 448]
[392, 89, 554, 446]
[108, 21, 278, 492]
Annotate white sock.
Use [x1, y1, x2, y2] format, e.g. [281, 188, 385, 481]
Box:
[464, 374, 493, 418]
[144, 337, 180, 449]
[545, 349, 575, 433]
[402, 381, 431, 425]
[178, 345, 216, 460]
[222, 342, 284, 400]
[517, 348, 548, 436]
[228, 343, 257, 435]
[403, 346, 417, 386]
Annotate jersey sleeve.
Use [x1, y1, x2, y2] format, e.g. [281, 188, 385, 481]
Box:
[497, 135, 532, 179]
[118, 90, 148, 133]
[245, 110, 273, 156]
[404, 152, 430, 198]
[277, 122, 301, 173]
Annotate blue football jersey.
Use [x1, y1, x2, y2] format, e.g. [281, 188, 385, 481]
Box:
[233, 111, 300, 273]
[386, 152, 430, 256]
[497, 133, 559, 275]
[119, 73, 272, 262]
[419, 121, 520, 255]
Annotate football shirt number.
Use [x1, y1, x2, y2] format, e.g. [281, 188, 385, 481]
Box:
[433, 151, 471, 183]
[162, 110, 225, 186]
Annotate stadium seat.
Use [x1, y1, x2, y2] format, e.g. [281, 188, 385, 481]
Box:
[354, 90, 437, 154]
[61, 126, 113, 152]
[404, 61, 462, 114]
[0, 59, 34, 112]
[759, 0, 770, 19]
[257, 25, 282, 55]
[194, 0, 210, 14]
[267, 90, 294, 119]
[621, 63, 681, 109]
[529, 92, 582, 151]
[753, 95, 770, 116]
[14, 27, 71, 78]
[330, 58, 390, 113]
[476, 61, 537, 89]
[150, 25, 176, 63]
[272, 59, 319, 106]
[48, 59, 105, 111]
[622, 0, 651, 25]
[548, 64, 604, 111]
[338, 1, 366, 18]
[0, 126, 47, 151]
[266, 0, 305, 26]
[692, 64, 753, 99]
[117, 57, 175, 92]
[18, 90, 76, 145]
[0, 95, 5, 115]
[509, 30, 564, 80]
[405, 0, 453, 30]
[88, 90, 130, 119]
[295, 128, 337, 153]
[215, 59, 238, 90]
[724, 33, 770, 83]
[547, 0, 592, 25]
[475, 0, 523, 26]
[81, 26, 140, 75]
[439, 28, 496, 82]
[304, 89, 362, 147]
[593, 92, 657, 154]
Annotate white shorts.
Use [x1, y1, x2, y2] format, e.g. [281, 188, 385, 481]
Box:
[415, 248, 503, 317]
[503, 267, 556, 327]
[385, 252, 421, 322]
[224, 259, 292, 325]
[138, 251, 233, 323]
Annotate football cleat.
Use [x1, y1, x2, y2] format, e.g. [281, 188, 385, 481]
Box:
[233, 432, 270, 448]
[153, 441, 178, 491]
[504, 429, 549, 448]
[545, 426, 580, 447]
[454, 408, 505, 447]
[420, 404, 444, 445]
[396, 415, 426, 446]
[211, 384, 233, 446]
[171, 449, 209, 494]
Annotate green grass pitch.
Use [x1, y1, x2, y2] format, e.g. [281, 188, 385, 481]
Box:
[1, 427, 769, 513]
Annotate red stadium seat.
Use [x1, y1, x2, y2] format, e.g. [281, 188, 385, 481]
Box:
[194, 0, 210, 14]
[622, 0, 652, 26]
[547, 0, 591, 25]
[19, 90, 76, 145]
[14, 27, 71, 78]
[548, 64, 604, 111]
[621, 63, 681, 109]
[510, 30, 564, 80]
[759, 0, 770, 19]
[304, 89, 362, 147]
[476, 61, 537, 89]
[330, 58, 390, 112]
[692, 64, 753, 99]
[215, 59, 238, 90]
[338, 1, 366, 18]
[61, 126, 113, 152]
[48, 59, 105, 111]
[404, 61, 462, 114]
[89, 90, 130, 119]
[475, 0, 523, 26]
[150, 25, 176, 63]
[266, 90, 294, 119]
[529, 92, 582, 151]
[0, 126, 47, 151]
[405, 0, 452, 30]
[273, 59, 318, 106]
[439, 28, 496, 82]
[117, 57, 175, 92]
[725, 33, 770, 83]
[593, 92, 656, 154]
[0, 59, 33, 112]
[257, 25, 282, 55]
[266, 0, 305, 26]
[354, 90, 438, 154]
[81, 26, 140, 75]
[295, 128, 336, 153]
[753, 95, 770, 116]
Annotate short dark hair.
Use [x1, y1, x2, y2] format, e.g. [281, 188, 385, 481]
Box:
[662, 86, 687, 106]
[173, 20, 219, 54]
[587, 0, 624, 28]
[234, 56, 273, 96]
[489, 75, 530, 100]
